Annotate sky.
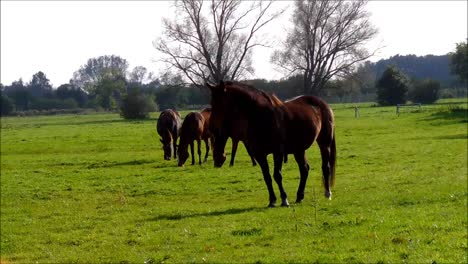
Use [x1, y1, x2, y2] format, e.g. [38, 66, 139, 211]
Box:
[1, 1, 467, 87]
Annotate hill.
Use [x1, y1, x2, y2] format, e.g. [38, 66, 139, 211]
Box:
[370, 54, 457, 87]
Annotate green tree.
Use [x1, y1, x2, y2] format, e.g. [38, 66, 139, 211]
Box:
[95, 73, 127, 110]
[376, 65, 410, 106]
[409, 79, 440, 104]
[449, 41, 468, 84]
[4, 79, 32, 111]
[56, 83, 88, 107]
[28, 71, 53, 97]
[0, 92, 14, 115]
[72, 55, 129, 109]
[120, 90, 157, 119]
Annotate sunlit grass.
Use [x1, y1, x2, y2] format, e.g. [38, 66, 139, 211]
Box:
[1, 100, 467, 263]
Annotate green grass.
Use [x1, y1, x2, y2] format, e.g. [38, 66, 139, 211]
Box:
[1, 100, 467, 263]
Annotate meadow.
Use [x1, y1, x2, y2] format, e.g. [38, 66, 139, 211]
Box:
[1, 99, 467, 263]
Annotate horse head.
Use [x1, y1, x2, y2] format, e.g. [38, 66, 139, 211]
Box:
[177, 143, 189, 167]
[207, 81, 232, 167]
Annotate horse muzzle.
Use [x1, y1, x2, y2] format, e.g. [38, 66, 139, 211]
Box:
[213, 154, 226, 168]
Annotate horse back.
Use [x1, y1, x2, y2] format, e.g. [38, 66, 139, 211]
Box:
[157, 109, 182, 137]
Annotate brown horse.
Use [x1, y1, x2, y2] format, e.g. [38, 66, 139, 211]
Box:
[157, 109, 182, 160]
[207, 81, 336, 207]
[177, 109, 213, 166]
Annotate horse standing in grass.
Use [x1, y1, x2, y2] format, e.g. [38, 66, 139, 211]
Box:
[207, 81, 336, 207]
[157, 109, 182, 160]
[177, 109, 213, 166]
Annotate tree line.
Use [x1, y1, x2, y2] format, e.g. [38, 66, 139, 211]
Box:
[1, 45, 466, 117]
[1, 0, 466, 117]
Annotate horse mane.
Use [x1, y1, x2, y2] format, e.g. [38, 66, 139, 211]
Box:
[224, 81, 284, 107]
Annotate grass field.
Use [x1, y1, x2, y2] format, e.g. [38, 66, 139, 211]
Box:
[1, 99, 467, 263]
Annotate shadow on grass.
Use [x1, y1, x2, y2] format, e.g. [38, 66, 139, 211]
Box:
[86, 159, 155, 169]
[421, 108, 467, 125]
[433, 134, 467, 140]
[147, 206, 266, 221]
[55, 118, 157, 127]
[11, 117, 158, 129]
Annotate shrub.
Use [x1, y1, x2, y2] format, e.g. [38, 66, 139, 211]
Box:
[1, 93, 15, 116]
[376, 65, 411, 106]
[409, 79, 440, 104]
[120, 91, 158, 119]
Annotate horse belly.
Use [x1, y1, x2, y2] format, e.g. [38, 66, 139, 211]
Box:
[284, 110, 320, 153]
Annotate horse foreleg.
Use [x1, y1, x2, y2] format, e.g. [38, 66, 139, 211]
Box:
[203, 138, 209, 163]
[256, 156, 277, 208]
[230, 139, 239, 167]
[273, 153, 289, 207]
[294, 151, 310, 203]
[190, 142, 195, 165]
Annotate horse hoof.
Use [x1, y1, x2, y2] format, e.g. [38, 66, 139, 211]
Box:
[268, 203, 276, 208]
[281, 200, 290, 207]
[295, 199, 303, 204]
[325, 190, 332, 200]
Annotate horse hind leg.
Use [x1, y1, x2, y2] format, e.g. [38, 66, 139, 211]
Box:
[244, 142, 257, 166]
[294, 151, 309, 203]
[230, 139, 239, 166]
[197, 139, 203, 165]
[190, 142, 195, 165]
[318, 143, 332, 200]
[172, 136, 178, 159]
[203, 138, 210, 163]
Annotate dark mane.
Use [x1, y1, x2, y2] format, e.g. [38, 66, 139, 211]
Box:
[225, 81, 284, 107]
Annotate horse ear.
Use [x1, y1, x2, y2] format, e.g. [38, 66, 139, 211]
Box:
[220, 80, 227, 92]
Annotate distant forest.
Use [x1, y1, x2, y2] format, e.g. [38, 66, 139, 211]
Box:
[1, 53, 465, 116]
[370, 54, 457, 87]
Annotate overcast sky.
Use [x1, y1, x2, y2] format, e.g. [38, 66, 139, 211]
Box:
[1, 1, 467, 87]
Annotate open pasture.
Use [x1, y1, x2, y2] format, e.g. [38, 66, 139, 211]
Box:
[1, 100, 467, 263]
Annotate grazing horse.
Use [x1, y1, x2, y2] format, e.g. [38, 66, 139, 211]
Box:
[207, 81, 336, 207]
[177, 109, 213, 166]
[157, 109, 182, 160]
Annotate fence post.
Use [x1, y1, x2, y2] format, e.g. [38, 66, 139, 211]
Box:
[354, 106, 359, 118]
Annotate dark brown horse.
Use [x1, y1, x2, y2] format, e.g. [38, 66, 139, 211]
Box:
[157, 109, 182, 160]
[177, 109, 213, 166]
[207, 81, 336, 207]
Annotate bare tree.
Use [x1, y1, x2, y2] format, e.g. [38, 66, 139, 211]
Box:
[154, 0, 284, 86]
[271, 0, 378, 95]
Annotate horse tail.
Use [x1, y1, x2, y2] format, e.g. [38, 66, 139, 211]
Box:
[320, 99, 336, 188]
